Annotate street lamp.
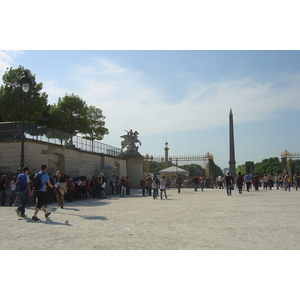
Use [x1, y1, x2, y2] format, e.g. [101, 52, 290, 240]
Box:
[19, 70, 32, 170]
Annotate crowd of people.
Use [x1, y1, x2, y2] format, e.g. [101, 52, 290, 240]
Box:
[213, 172, 300, 196]
[1, 167, 300, 220]
[0, 164, 136, 220]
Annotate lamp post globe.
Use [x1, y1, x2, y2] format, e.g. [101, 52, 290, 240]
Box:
[19, 70, 32, 170]
[20, 71, 32, 93]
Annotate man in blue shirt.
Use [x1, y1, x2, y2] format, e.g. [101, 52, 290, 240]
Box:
[32, 163, 54, 221]
[15, 166, 32, 218]
[244, 173, 252, 192]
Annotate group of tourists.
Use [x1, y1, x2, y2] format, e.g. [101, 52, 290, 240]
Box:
[192, 175, 206, 192]
[140, 174, 168, 199]
[220, 172, 300, 196]
[0, 165, 135, 220]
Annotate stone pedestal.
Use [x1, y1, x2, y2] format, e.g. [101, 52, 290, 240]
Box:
[120, 151, 143, 188]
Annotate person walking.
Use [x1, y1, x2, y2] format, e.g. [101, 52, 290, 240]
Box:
[224, 172, 234, 196]
[126, 176, 131, 195]
[66, 176, 74, 202]
[217, 175, 223, 189]
[9, 176, 17, 206]
[211, 175, 217, 188]
[145, 175, 152, 196]
[262, 175, 268, 189]
[140, 177, 146, 196]
[296, 174, 300, 191]
[152, 174, 159, 199]
[267, 172, 274, 190]
[54, 171, 67, 208]
[120, 176, 127, 197]
[115, 176, 121, 196]
[244, 173, 252, 192]
[99, 173, 108, 199]
[0, 175, 7, 206]
[175, 174, 183, 194]
[160, 176, 167, 199]
[110, 175, 116, 195]
[15, 167, 32, 217]
[284, 172, 291, 191]
[235, 172, 245, 194]
[199, 175, 205, 192]
[193, 175, 199, 192]
[32, 163, 54, 221]
[253, 173, 260, 191]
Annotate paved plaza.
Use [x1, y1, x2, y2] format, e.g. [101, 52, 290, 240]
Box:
[1, 187, 300, 250]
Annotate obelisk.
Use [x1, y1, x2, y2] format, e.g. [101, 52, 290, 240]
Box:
[229, 109, 236, 176]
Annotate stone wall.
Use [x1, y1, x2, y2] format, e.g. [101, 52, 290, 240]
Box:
[0, 139, 127, 181]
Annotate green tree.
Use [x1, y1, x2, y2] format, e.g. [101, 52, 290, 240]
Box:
[149, 161, 165, 174]
[0, 66, 48, 122]
[180, 164, 206, 176]
[82, 105, 109, 150]
[291, 159, 300, 174]
[49, 93, 89, 137]
[245, 161, 254, 174]
[211, 161, 223, 177]
[254, 157, 281, 176]
[236, 164, 246, 175]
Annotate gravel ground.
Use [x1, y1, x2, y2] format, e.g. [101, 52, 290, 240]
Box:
[1, 187, 300, 250]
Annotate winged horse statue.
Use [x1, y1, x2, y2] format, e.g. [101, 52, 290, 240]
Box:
[120, 129, 142, 152]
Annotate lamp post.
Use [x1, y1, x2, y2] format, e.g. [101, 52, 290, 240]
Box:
[19, 70, 32, 170]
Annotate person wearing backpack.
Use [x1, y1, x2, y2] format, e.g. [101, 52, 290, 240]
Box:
[15, 167, 33, 217]
[32, 163, 54, 221]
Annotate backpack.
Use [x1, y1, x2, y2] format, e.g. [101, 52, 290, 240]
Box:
[15, 175, 25, 192]
[151, 178, 157, 188]
[32, 171, 45, 190]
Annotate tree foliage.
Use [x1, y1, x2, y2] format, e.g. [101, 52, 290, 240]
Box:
[0, 66, 48, 122]
[180, 164, 206, 176]
[210, 161, 224, 177]
[238, 157, 282, 176]
[254, 157, 281, 175]
[290, 159, 300, 174]
[82, 105, 109, 141]
[48, 93, 89, 137]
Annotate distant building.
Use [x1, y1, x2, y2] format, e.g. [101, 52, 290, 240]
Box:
[223, 168, 229, 175]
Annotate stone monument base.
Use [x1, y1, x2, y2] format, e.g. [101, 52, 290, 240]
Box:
[119, 151, 143, 188]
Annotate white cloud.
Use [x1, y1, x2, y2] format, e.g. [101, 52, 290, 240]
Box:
[42, 80, 71, 104]
[0, 51, 23, 83]
[65, 59, 300, 145]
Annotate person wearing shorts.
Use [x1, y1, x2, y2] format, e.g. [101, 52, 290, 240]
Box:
[32, 163, 54, 221]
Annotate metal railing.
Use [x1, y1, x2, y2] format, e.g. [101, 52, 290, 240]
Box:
[0, 122, 122, 157]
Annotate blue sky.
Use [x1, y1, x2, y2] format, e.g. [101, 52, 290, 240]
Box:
[1, 50, 299, 170]
[1, 0, 300, 171]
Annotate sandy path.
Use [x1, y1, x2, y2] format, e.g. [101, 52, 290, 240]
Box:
[1, 187, 300, 250]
